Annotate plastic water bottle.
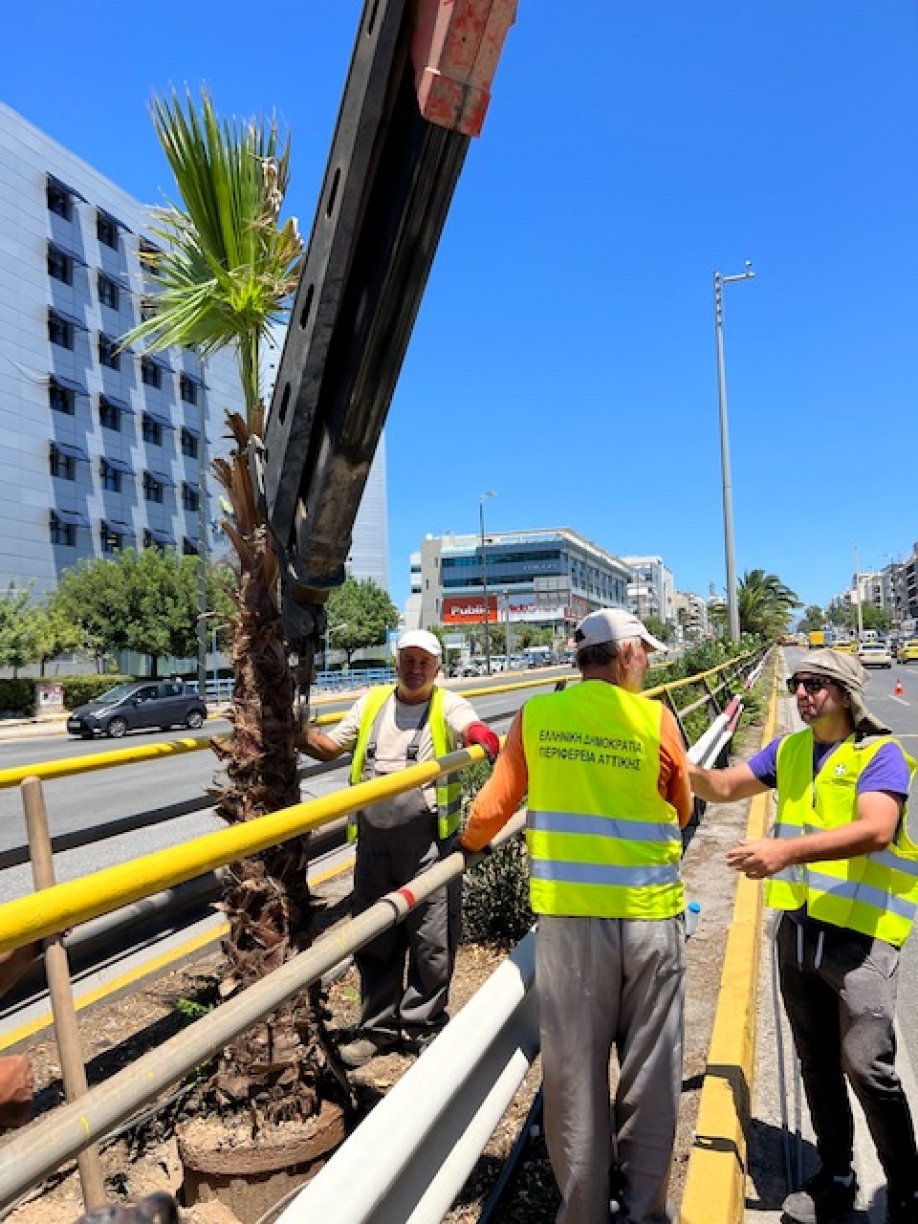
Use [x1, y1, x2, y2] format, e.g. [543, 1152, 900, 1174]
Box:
[685, 901, 701, 937]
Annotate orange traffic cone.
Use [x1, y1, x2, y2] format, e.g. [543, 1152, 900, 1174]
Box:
[895, 678, 904, 698]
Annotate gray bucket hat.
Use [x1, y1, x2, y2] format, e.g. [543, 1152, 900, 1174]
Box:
[792, 648, 890, 737]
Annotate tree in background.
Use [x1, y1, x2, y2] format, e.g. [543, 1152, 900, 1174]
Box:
[798, 604, 826, 633]
[49, 551, 232, 675]
[325, 577, 399, 667]
[0, 583, 39, 677]
[737, 569, 801, 639]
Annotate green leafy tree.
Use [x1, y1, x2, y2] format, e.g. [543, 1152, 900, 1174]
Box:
[644, 615, 675, 644]
[737, 569, 801, 639]
[29, 603, 84, 676]
[798, 604, 826, 633]
[326, 577, 398, 665]
[0, 583, 39, 677]
[50, 552, 231, 675]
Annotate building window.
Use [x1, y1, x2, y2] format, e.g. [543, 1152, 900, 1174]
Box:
[97, 211, 118, 249]
[143, 472, 165, 503]
[138, 237, 163, 279]
[141, 357, 162, 389]
[100, 459, 123, 492]
[180, 428, 199, 459]
[143, 528, 173, 552]
[140, 297, 157, 322]
[182, 483, 200, 513]
[101, 523, 125, 553]
[98, 274, 120, 310]
[47, 183, 72, 220]
[179, 375, 199, 405]
[183, 537, 199, 557]
[99, 396, 124, 431]
[47, 245, 73, 285]
[50, 446, 77, 481]
[50, 383, 76, 415]
[50, 515, 76, 546]
[99, 334, 121, 370]
[49, 310, 75, 350]
[142, 413, 164, 446]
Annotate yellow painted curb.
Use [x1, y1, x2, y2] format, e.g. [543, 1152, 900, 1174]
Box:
[681, 660, 780, 1224]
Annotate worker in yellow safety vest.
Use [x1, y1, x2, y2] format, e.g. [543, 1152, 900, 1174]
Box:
[300, 629, 499, 1068]
[690, 648, 918, 1224]
[461, 608, 693, 1224]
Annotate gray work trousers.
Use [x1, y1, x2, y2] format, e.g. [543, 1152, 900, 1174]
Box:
[777, 914, 918, 1197]
[537, 913, 686, 1224]
[351, 810, 460, 1042]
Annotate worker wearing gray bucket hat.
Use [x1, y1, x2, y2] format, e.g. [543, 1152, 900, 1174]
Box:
[690, 652, 918, 1224]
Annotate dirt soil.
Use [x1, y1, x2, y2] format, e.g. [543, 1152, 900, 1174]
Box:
[2, 719, 766, 1224]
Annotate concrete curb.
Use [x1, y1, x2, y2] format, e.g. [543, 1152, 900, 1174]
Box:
[681, 663, 779, 1224]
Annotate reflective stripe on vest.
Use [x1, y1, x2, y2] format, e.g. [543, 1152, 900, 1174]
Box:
[522, 682, 684, 919]
[765, 730, 918, 946]
[347, 684, 460, 841]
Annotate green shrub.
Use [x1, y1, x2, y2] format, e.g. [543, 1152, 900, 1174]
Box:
[462, 836, 534, 949]
[62, 675, 134, 709]
[0, 679, 36, 716]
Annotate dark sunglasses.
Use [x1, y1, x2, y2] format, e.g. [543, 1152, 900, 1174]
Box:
[786, 676, 834, 695]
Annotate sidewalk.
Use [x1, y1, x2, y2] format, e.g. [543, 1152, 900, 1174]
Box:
[744, 686, 918, 1223]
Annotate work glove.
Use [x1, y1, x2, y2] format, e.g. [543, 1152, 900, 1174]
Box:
[464, 722, 500, 762]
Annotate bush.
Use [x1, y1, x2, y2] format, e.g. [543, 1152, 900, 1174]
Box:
[458, 756, 533, 947]
[462, 836, 534, 949]
[62, 675, 134, 710]
[0, 679, 36, 716]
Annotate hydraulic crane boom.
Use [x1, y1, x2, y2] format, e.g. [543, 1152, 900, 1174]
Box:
[257, 0, 515, 696]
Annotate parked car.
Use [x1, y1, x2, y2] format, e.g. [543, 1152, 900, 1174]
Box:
[66, 680, 208, 739]
[898, 639, 918, 663]
[856, 643, 893, 669]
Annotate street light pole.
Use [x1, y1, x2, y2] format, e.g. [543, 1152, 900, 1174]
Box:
[195, 363, 209, 695]
[854, 545, 864, 640]
[479, 491, 496, 675]
[714, 262, 755, 643]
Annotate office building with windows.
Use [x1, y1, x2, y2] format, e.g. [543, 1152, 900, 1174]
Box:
[412, 527, 632, 643]
[622, 555, 675, 629]
[0, 104, 248, 596]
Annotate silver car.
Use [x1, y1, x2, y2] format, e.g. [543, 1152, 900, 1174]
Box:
[856, 643, 893, 669]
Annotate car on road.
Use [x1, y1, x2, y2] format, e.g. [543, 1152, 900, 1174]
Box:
[856, 642, 893, 669]
[66, 680, 208, 739]
[898, 639, 918, 664]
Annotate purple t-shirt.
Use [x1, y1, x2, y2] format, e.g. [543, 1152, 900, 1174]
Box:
[748, 736, 910, 798]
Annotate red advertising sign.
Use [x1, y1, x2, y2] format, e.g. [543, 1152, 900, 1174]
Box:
[442, 595, 498, 624]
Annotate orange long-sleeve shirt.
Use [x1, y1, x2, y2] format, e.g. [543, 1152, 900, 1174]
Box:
[460, 698, 693, 852]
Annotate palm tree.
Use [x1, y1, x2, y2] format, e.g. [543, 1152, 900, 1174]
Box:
[121, 90, 333, 1125]
[737, 569, 801, 640]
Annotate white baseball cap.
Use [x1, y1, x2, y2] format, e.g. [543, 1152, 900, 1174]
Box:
[397, 629, 442, 658]
[574, 608, 667, 653]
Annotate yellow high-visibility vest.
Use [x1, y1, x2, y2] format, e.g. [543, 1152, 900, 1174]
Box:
[347, 685, 461, 841]
[522, 681, 684, 919]
[765, 731, 918, 947]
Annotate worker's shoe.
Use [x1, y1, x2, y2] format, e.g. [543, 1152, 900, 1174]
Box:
[887, 1189, 918, 1224]
[337, 1033, 398, 1069]
[781, 1168, 857, 1223]
[401, 1029, 442, 1056]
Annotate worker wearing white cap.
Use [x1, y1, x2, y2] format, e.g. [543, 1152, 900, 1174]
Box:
[300, 627, 499, 1067]
[462, 607, 692, 1224]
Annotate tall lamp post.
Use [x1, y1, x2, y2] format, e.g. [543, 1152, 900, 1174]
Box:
[854, 546, 864, 640]
[714, 262, 755, 642]
[479, 491, 496, 674]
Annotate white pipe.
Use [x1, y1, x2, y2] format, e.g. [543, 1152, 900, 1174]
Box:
[278, 932, 538, 1223]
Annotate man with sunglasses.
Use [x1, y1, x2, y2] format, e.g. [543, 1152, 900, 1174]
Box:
[690, 649, 918, 1224]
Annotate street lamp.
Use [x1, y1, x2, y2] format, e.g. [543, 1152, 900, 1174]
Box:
[479, 491, 497, 675]
[504, 588, 512, 664]
[854, 545, 864, 640]
[714, 262, 755, 643]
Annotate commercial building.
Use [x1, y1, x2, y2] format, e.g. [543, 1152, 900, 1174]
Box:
[411, 527, 632, 645]
[0, 103, 249, 596]
[622, 555, 675, 628]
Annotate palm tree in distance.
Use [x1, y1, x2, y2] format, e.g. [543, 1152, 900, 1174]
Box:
[737, 568, 801, 640]
[121, 90, 335, 1125]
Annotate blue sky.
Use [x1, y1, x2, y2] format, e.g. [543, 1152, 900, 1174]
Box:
[6, 1, 918, 614]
